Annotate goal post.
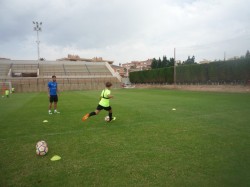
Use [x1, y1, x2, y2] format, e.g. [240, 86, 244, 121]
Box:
[0, 82, 12, 96]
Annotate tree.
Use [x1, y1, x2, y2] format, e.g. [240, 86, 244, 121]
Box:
[151, 58, 157, 69]
[162, 56, 167, 68]
[169, 58, 175, 67]
[246, 50, 250, 59]
[183, 55, 195, 64]
[192, 55, 195, 63]
[157, 58, 162, 68]
[151, 55, 175, 69]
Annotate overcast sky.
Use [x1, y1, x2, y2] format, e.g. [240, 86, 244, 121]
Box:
[0, 0, 250, 64]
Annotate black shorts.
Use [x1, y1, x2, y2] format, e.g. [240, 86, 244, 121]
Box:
[96, 104, 111, 111]
[50, 95, 58, 103]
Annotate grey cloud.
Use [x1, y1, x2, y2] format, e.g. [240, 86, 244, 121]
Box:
[0, 0, 250, 63]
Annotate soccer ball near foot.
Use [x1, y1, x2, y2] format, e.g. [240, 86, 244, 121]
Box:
[104, 116, 110, 122]
[36, 140, 48, 156]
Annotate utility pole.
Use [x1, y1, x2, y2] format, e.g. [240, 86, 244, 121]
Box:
[33, 21, 42, 60]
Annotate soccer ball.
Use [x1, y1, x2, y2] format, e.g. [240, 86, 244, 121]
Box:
[36, 140, 48, 156]
[104, 116, 110, 122]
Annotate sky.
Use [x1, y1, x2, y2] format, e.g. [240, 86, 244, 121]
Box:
[0, 0, 250, 65]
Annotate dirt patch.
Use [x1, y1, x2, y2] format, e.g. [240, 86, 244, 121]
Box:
[134, 84, 250, 93]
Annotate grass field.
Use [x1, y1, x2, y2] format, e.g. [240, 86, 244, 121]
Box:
[0, 88, 250, 187]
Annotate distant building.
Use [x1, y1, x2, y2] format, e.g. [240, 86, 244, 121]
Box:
[111, 64, 126, 77]
[227, 56, 240, 61]
[0, 57, 11, 60]
[199, 59, 211, 64]
[57, 54, 113, 64]
[175, 60, 182, 65]
[121, 59, 152, 76]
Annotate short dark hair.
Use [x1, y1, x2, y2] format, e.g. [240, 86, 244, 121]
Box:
[105, 82, 112, 87]
[52, 75, 56, 78]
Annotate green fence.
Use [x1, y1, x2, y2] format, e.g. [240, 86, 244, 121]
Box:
[130, 59, 250, 84]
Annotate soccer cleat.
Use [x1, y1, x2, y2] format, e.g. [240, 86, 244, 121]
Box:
[82, 113, 89, 121]
[54, 110, 60, 114]
[48, 110, 52, 115]
[109, 117, 116, 122]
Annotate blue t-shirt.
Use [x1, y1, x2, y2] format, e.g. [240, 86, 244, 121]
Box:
[48, 81, 58, 95]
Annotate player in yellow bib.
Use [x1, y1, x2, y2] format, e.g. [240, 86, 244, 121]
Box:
[82, 82, 116, 122]
[5, 89, 10, 98]
[99, 88, 111, 107]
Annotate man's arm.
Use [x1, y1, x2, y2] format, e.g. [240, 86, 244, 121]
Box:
[56, 85, 59, 96]
[48, 87, 50, 97]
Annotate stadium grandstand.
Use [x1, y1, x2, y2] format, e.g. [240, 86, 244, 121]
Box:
[0, 60, 122, 92]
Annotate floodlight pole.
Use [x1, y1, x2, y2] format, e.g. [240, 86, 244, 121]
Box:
[174, 48, 176, 86]
[33, 21, 42, 60]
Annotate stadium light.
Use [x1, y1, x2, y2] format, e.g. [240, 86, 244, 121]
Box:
[33, 21, 42, 60]
[174, 48, 176, 86]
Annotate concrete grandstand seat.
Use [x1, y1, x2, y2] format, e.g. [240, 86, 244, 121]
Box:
[0, 60, 121, 92]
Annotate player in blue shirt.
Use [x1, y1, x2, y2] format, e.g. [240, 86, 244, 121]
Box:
[48, 75, 60, 114]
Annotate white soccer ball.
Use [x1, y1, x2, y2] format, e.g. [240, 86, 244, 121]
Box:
[104, 116, 110, 122]
[36, 140, 48, 156]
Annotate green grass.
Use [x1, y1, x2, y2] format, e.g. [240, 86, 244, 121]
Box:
[0, 89, 250, 187]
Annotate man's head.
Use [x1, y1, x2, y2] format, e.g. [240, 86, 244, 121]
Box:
[105, 82, 112, 88]
[52, 75, 56, 82]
